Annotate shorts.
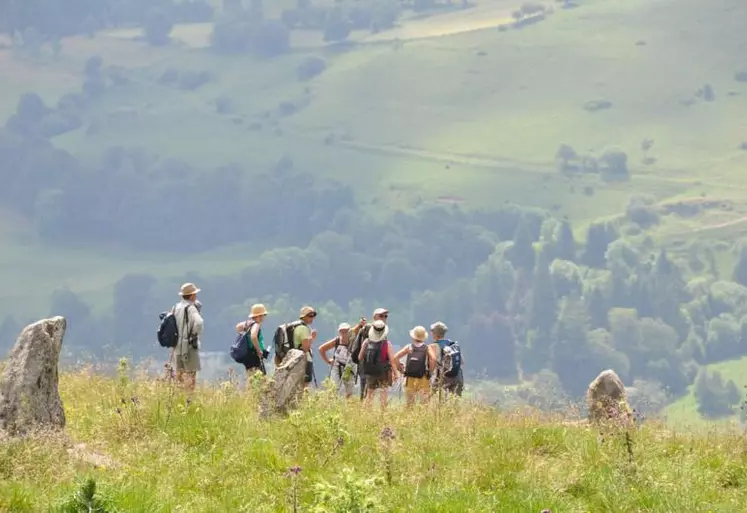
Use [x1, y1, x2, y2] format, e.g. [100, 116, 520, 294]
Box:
[332, 363, 354, 395]
[175, 346, 201, 373]
[364, 372, 392, 391]
[405, 376, 430, 393]
[432, 371, 464, 397]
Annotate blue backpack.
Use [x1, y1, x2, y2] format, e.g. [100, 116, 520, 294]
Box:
[441, 340, 462, 378]
[230, 320, 256, 364]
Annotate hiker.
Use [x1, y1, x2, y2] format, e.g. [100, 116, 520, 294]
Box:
[350, 308, 389, 400]
[172, 283, 204, 393]
[318, 323, 355, 398]
[233, 303, 269, 378]
[428, 321, 464, 399]
[295, 306, 318, 387]
[393, 326, 431, 408]
[358, 319, 399, 409]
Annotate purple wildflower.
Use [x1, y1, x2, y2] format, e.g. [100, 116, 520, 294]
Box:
[380, 426, 396, 442]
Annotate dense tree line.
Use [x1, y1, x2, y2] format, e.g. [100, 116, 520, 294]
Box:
[1, 0, 213, 39]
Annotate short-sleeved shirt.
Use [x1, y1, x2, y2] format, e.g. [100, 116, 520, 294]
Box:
[293, 323, 313, 362]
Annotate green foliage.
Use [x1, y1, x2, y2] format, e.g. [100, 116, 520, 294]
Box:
[694, 368, 741, 418]
[144, 7, 174, 47]
[58, 478, 113, 513]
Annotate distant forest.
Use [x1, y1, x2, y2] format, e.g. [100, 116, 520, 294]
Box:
[3, 0, 747, 420]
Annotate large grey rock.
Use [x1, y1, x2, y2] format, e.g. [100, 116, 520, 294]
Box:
[0, 317, 67, 436]
[259, 349, 307, 418]
[586, 369, 631, 424]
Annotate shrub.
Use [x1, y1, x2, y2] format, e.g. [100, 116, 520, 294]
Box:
[252, 20, 290, 57]
[211, 19, 253, 54]
[600, 147, 629, 181]
[178, 71, 212, 91]
[144, 7, 174, 47]
[297, 56, 327, 81]
[625, 195, 659, 228]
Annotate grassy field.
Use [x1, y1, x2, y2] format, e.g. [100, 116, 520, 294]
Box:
[664, 356, 747, 430]
[2, 368, 747, 511]
[1, 0, 747, 319]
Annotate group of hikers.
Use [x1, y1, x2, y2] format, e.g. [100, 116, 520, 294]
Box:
[158, 283, 464, 408]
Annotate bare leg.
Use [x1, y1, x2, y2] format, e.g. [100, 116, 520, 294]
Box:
[380, 389, 388, 410]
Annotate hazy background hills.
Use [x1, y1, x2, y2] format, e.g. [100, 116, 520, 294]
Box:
[1, 0, 747, 428]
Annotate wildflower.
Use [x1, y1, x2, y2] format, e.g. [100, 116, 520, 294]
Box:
[286, 465, 302, 477]
[380, 426, 396, 442]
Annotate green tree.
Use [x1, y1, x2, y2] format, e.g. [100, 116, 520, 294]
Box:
[144, 7, 174, 46]
[553, 219, 576, 262]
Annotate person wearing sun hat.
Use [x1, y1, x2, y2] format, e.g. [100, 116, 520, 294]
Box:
[358, 319, 399, 409]
[235, 303, 270, 377]
[172, 282, 204, 392]
[293, 306, 318, 386]
[393, 325, 431, 408]
[350, 307, 389, 401]
[318, 322, 356, 398]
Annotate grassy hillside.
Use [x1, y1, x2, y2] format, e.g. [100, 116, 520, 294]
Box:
[1, 0, 747, 319]
[664, 356, 747, 430]
[2, 368, 747, 511]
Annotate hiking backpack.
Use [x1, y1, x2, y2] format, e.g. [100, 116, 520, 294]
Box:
[157, 311, 179, 348]
[273, 320, 303, 362]
[230, 320, 257, 365]
[362, 339, 389, 377]
[441, 340, 462, 378]
[158, 304, 194, 349]
[404, 344, 428, 379]
[350, 325, 369, 365]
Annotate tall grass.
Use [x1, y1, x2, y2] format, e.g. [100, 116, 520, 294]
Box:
[2, 361, 747, 512]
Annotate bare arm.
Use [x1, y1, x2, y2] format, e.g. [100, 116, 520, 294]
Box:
[427, 344, 439, 373]
[358, 340, 368, 363]
[235, 320, 248, 334]
[388, 342, 400, 378]
[393, 344, 411, 373]
[318, 338, 337, 365]
[250, 323, 261, 356]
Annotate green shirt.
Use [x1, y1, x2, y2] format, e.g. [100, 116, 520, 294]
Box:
[293, 323, 312, 361]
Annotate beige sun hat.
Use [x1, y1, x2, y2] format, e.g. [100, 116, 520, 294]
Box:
[338, 322, 351, 331]
[368, 320, 389, 342]
[373, 307, 389, 317]
[299, 305, 317, 319]
[250, 304, 268, 318]
[179, 283, 201, 296]
[409, 326, 428, 342]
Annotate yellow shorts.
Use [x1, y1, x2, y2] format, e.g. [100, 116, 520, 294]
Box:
[405, 376, 430, 393]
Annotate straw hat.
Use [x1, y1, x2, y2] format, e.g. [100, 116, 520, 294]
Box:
[368, 320, 389, 342]
[299, 306, 317, 319]
[409, 326, 428, 342]
[179, 283, 200, 296]
[373, 307, 389, 317]
[250, 304, 268, 318]
[338, 322, 351, 332]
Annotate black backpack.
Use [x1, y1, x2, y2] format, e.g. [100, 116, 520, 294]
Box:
[362, 339, 389, 377]
[350, 325, 369, 365]
[158, 304, 195, 349]
[273, 320, 303, 362]
[404, 344, 428, 378]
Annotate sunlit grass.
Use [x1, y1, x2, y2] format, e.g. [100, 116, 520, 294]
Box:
[2, 362, 747, 511]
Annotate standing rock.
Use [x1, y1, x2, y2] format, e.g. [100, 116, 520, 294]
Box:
[0, 317, 67, 436]
[586, 369, 631, 424]
[259, 349, 307, 418]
